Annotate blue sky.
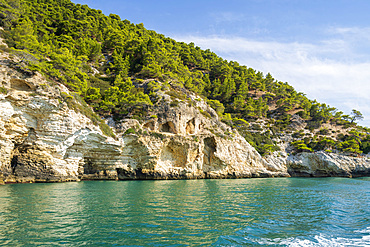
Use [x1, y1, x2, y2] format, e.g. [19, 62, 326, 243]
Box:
[73, 0, 370, 127]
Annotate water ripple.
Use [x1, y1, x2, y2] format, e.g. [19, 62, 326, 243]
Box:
[0, 178, 369, 246]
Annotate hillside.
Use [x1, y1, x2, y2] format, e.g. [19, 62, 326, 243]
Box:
[0, 0, 370, 183]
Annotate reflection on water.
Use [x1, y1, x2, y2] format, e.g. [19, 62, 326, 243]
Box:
[0, 178, 369, 246]
[0, 183, 86, 245]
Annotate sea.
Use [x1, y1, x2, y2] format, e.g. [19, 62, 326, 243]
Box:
[0, 177, 369, 246]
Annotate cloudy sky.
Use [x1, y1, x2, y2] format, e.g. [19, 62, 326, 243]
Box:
[73, 0, 370, 127]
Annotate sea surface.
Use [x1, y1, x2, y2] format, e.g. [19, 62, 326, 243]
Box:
[0, 177, 369, 246]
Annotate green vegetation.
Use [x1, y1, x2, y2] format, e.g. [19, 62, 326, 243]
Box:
[0, 86, 8, 94]
[124, 128, 136, 135]
[199, 109, 212, 119]
[288, 127, 368, 155]
[291, 140, 313, 153]
[1, 0, 369, 155]
[60, 91, 115, 137]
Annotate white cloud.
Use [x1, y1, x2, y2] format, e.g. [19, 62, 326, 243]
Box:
[174, 34, 370, 127]
[211, 12, 246, 23]
[330, 26, 370, 39]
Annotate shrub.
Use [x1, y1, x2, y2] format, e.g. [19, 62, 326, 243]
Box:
[200, 109, 211, 119]
[0, 87, 8, 94]
[151, 132, 165, 140]
[170, 99, 180, 107]
[207, 99, 225, 117]
[291, 140, 313, 153]
[124, 128, 136, 135]
[232, 117, 249, 127]
[99, 122, 115, 138]
[292, 130, 304, 139]
[166, 89, 186, 101]
[318, 128, 330, 135]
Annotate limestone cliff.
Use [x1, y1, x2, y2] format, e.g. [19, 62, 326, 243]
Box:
[262, 114, 370, 178]
[0, 47, 369, 185]
[0, 49, 115, 183]
[286, 152, 370, 177]
[0, 48, 289, 184]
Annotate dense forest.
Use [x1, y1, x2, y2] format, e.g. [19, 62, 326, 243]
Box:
[1, 0, 369, 155]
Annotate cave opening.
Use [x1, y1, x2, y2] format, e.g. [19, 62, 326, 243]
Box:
[186, 118, 196, 134]
[160, 121, 176, 134]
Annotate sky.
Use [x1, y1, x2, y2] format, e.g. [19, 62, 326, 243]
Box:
[73, 0, 370, 127]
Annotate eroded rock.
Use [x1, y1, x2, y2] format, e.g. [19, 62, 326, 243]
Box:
[0, 49, 369, 184]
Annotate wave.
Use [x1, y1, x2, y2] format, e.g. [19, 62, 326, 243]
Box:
[283, 233, 370, 247]
[216, 227, 370, 246]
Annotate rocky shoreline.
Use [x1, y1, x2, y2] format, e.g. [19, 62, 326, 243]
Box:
[1, 49, 370, 185]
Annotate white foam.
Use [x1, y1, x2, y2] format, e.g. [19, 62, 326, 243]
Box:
[355, 227, 370, 234]
[246, 229, 370, 247]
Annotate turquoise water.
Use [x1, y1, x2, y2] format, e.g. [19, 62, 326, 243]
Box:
[0, 178, 369, 246]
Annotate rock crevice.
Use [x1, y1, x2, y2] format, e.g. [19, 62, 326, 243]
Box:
[0, 50, 369, 184]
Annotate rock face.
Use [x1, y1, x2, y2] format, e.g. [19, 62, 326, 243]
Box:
[286, 152, 370, 177]
[0, 49, 369, 184]
[0, 55, 111, 182]
[115, 111, 289, 180]
[0, 49, 288, 183]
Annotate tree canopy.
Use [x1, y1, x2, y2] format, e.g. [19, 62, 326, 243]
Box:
[1, 0, 368, 155]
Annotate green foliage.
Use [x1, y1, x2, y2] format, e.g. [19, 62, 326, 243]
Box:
[290, 126, 370, 155]
[1, 0, 368, 156]
[0, 0, 21, 28]
[291, 140, 313, 153]
[335, 129, 363, 155]
[199, 109, 212, 119]
[1, 0, 316, 123]
[0, 0, 326, 124]
[228, 117, 279, 156]
[273, 114, 291, 132]
[124, 128, 136, 135]
[304, 101, 336, 130]
[260, 144, 280, 155]
[241, 131, 280, 156]
[147, 80, 161, 93]
[318, 128, 330, 135]
[84, 87, 101, 107]
[232, 117, 249, 127]
[360, 135, 370, 154]
[207, 99, 225, 117]
[60, 92, 115, 137]
[166, 89, 187, 101]
[98, 76, 152, 118]
[351, 109, 364, 123]
[308, 136, 336, 151]
[339, 139, 362, 155]
[0, 86, 7, 94]
[150, 132, 165, 140]
[292, 130, 304, 139]
[170, 99, 180, 107]
[99, 122, 115, 138]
